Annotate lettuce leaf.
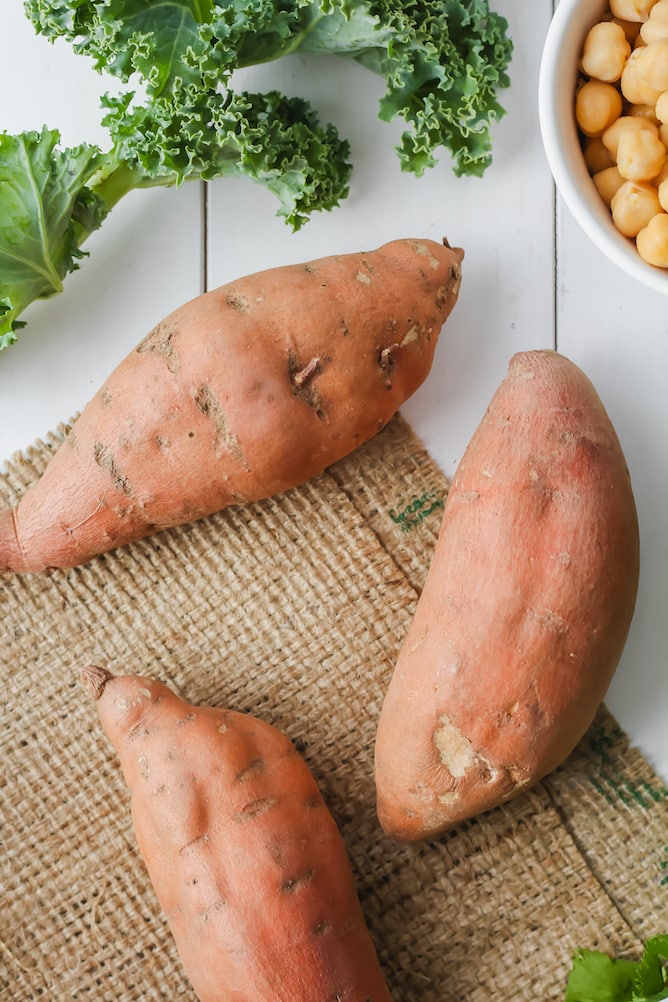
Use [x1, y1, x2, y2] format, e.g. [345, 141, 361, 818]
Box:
[565, 937, 668, 1002]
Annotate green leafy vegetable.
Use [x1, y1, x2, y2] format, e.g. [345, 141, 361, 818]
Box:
[0, 128, 107, 350]
[565, 936, 668, 1002]
[0, 92, 351, 347]
[25, 0, 512, 178]
[1, 0, 512, 346]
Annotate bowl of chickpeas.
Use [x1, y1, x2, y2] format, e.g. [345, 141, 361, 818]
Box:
[539, 0, 668, 294]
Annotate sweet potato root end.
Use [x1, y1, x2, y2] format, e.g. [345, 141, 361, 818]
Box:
[81, 663, 114, 701]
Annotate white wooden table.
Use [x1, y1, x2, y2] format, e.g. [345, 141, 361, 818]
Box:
[1, 1, 666, 785]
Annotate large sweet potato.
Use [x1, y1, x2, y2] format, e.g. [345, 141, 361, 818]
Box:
[0, 238, 463, 573]
[374, 350, 640, 841]
[82, 664, 394, 1002]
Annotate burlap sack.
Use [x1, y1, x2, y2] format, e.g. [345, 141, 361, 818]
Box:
[1, 414, 666, 1000]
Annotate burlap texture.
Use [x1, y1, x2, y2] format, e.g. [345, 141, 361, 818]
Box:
[1, 414, 666, 1000]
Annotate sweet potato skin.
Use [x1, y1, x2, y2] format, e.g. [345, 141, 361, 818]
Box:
[374, 350, 640, 841]
[82, 665, 393, 1002]
[0, 238, 463, 574]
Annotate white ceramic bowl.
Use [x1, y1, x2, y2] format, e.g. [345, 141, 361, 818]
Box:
[538, 0, 668, 296]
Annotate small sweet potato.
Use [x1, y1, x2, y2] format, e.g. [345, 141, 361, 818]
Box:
[82, 664, 394, 1002]
[374, 350, 640, 841]
[0, 238, 463, 573]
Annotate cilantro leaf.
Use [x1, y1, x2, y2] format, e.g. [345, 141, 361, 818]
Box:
[633, 936, 668, 1002]
[564, 938, 668, 1002]
[565, 949, 639, 1002]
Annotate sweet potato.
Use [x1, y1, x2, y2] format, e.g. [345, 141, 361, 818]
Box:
[0, 238, 463, 574]
[81, 664, 394, 1002]
[374, 350, 640, 841]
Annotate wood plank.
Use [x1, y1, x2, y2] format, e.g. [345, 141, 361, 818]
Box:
[556, 191, 668, 784]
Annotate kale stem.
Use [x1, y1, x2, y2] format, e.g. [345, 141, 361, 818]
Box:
[88, 155, 177, 214]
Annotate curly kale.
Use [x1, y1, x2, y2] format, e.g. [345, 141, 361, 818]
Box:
[0, 0, 512, 346]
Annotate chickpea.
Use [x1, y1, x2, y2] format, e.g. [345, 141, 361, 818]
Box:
[584, 136, 616, 172]
[602, 114, 658, 157]
[655, 90, 668, 120]
[610, 0, 659, 21]
[631, 38, 668, 90]
[576, 1, 668, 268]
[658, 175, 668, 208]
[581, 21, 632, 80]
[611, 179, 662, 233]
[616, 126, 666, 178]
[636, 210, 668, 264]
[640, 0, 668, 42]
[576, 79, 623, 136]
[594, 165, 626, 203]
[621, 48, 665, 103]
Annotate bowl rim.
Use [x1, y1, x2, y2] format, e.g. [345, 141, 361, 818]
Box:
[538, 0, 668, 296]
